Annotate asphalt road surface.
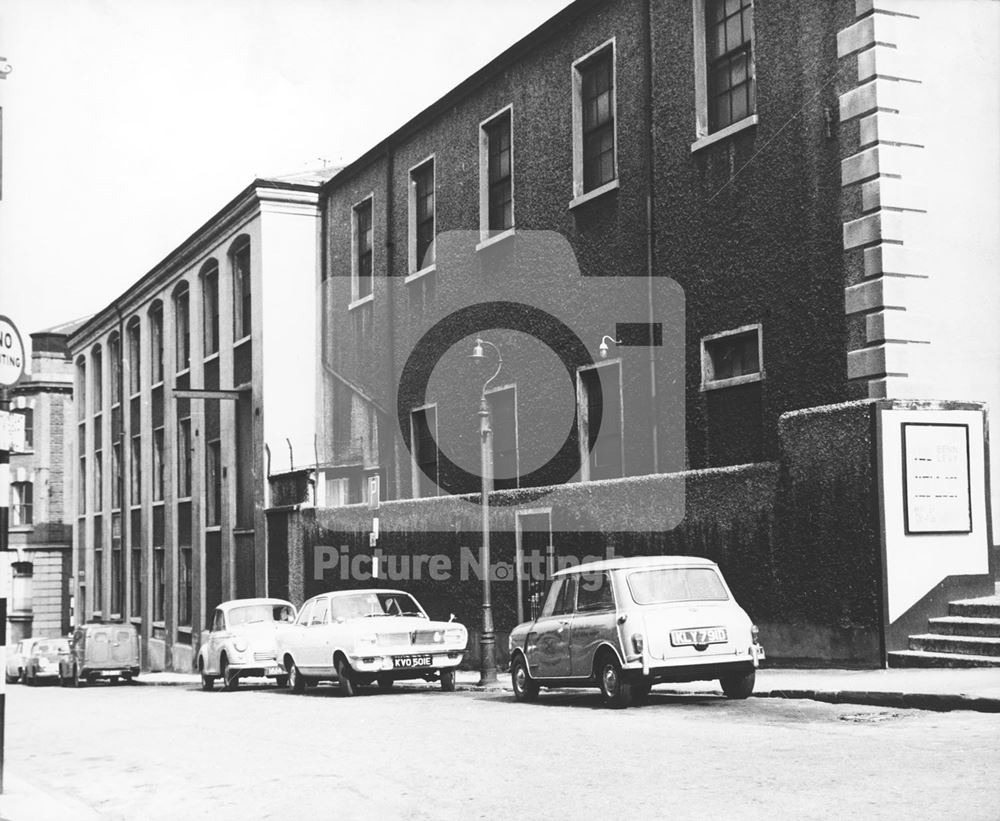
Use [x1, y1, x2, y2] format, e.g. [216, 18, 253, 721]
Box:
[5, 679, 999, 820]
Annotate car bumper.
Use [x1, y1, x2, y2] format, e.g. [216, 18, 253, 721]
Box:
[32, 668, 61, 680]
[81, 666, 141, 678]
[348, 651, 464, 675]
[626, 645, 764, 683]
[227, 660, 286, 678]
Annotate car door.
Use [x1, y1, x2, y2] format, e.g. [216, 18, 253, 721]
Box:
[527, 576, 576, 679]
[288, 599, 314, 669]
[569, 570, 618, 677]
[206, 609, 227, 674]
[88, 627, 111, 668]
[112, 628, 134, 666]
[305, 597, 333, 674]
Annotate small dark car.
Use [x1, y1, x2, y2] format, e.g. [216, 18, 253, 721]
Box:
[59, 623, 141, 687]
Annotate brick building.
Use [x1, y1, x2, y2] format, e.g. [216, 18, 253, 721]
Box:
[266, 0, 997, 667]
[5, 320, 83, 644]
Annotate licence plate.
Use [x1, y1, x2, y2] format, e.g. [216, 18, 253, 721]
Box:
[670, 627, 727, 647]
[266, 666, 284, 676]
[393, 655, 433, 669]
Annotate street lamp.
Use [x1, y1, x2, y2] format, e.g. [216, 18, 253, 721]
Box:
[469, 337, 502, 685]
[598, 335, 621, 359]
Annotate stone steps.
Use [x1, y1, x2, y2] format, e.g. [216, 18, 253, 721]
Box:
[887, 650, 1000, 669]
[927, 616, 1000, 639]
[907, 633, 1000, 657]
[949, 599, 1000, 620]
[889, 596, 1000, 668]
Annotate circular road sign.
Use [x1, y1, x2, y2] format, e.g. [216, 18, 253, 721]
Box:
[0, 315, 26, 386]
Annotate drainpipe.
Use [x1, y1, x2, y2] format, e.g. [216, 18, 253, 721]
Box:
[384, 141, 400, 500]
[644, 0, 660, 474]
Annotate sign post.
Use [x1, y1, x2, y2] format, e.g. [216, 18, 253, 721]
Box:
[0, 314, 26, 795]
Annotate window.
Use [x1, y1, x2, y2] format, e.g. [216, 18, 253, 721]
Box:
[410, 405, 439, 498]
[207, 439, 222, 526]
[109, 333, 122, 406]
[76, 357, 86, 420]
[78, 456, 86, 515]
[202, 262, 220, 356]
[310, 598, 330, 625]
[232, 240, 252, 340]
[573, 42, 617, 197]
[10, 481, 32, 526]
[131, 547, 143, 619]
[130, 435, 142, 505]
[694, 0, 756, 141]
[480, 107, 513, 239]
[352, 197, 374, 303]
[92, 345, 103, 413]
[127, 318, 141, 395]
[94, 545, 103, 613]
[12, 407, 32, 450]
[701, 324, 762, 390]
[553, 576, 576, 616]
[152, 428, 164, 501]
[577, 571, 615, 612]
[578, 362, 623, 481]
[409, 158, 435, 273]
[179, 547, 192, 627]
[177, 418, 192, 498]
[111, 541, 123, 615]
[153, 546, 165, 622]
[93, 451, 103, 512]
[150, 302, 164, 385]
[111, 442, 122, 509]
[175, 284, 190, 372]
[487, 386, 518, 491]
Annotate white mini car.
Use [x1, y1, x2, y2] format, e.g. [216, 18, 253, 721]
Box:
[277, 588, 468, 695]
[198, 598, 296, 691]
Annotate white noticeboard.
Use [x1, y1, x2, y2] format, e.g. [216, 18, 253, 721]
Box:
[0, 314, 25, 387]
[902, 423, 973, 535]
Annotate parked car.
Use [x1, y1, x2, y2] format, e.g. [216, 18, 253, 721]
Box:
[4, 637, 41, 684]
[277, 589, 467, 696]
[59, 623, 141, 686]
[508, 556, 765, 708]
[23, 638, 70, 686]
[198, 598, 296, 691]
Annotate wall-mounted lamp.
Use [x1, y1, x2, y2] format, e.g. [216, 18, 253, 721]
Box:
[598, 335, 621, 360]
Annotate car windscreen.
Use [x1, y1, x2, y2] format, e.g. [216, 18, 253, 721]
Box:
[227, 604, 295, 627]
[330, 592, 425, 620]
[626, 567, 729, 605]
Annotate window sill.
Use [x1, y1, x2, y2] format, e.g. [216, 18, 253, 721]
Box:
[700, 372, 763, 392]
[404, 263, 436, 285]
[110, 613, 122, 622]
[9, 525, 33, 533]
[475, 228, 516, 253]
[203, 352, 220, 364]
[177, 625, 193, 635]
[151, 380, 164, 391]
[348, 293, 374, 312]
[205, 524, 222, 533]
[234, 334, 251, 348]
[153, 499, 165, 507]
[690, 114, 758, 154]
[130, 617, 142, 626]
[175, 367, 191, 378]
[569, 178, 620, 210]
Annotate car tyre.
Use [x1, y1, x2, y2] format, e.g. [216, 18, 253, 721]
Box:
[72, 664, 83, 688]
[510, 655, 539, 703]
[597, 654, 633, 709]
[336, 657, 357, 697]
[377, 675, 395, 692]
[720, 669, 755, 700]
[440, 669, 456, 692]
[26, 669, 36, 687]
[274, 675, 289, 689]
[221, 658, 239, 691]
[632, 681, 652, 704]
[288, 660, 306, 694]
[200, 663, 216, 692]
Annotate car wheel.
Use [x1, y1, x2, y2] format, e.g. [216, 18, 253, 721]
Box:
[335, 657, 357, 697]
[440, 669, 456, 692]
[199, 662, 215, 692]
[511, 655, 539, 703]
[632, 681, 652, 704]
[72, 664, 83, 688]
[220, 658, 239, 691]
[377, 675, 394, 692]
[288, 660, 306, 694]
[26, 669, 35, 687]
[597, 654, 633, 709]
[720, 669, 755, 700]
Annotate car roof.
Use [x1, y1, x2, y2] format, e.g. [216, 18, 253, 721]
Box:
[317, 589, 410, 599]
[218, 598, 293, 611]
[553, 555, 718, 577]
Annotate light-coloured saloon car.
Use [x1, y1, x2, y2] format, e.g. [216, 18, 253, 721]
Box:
[198, 598, 296, 691]
[277, 589, 468, 696]
[5, 637, 41, 683]
[508, 556, 765, 708]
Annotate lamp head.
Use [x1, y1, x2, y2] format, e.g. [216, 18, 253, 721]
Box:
[469, 339, 485, 360]
[598, 340, 609, 359]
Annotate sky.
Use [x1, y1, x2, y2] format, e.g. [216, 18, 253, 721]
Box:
[0, 0, 573, 348]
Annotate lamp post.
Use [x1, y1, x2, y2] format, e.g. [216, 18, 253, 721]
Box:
[469, 337, 501, 685]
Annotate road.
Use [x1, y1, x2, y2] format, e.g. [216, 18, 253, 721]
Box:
[4, 679, 999, 821]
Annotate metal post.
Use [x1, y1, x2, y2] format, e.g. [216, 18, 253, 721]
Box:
[0, 386, 11, 793]
[478, 395, 497, 685]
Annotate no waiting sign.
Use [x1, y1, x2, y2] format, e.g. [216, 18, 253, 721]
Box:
[0, 314, 25, 386]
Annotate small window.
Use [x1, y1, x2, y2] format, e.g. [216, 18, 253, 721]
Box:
[12, 408, 33, 450]
[352, 197, 374, 303]
[701, 324, 762, 390]
[577, 362, 623, 481]
[480, 107, 513, 239]
[111, 442, 122, 509]
[540, 578, 565, 618]
[411, 405, 439, 498]
[573, 41, 617, 197]
[213, 609, 226, 632]
[553, 576, 577, 616]
[576, 571, 615, 612]
[202, 262, 220, 357]
[179, 547, 193, 627]
[296, 599, 315, 626]
[10, 481, 33, 526]
[310, 598, 330, 625]
[76, 357, 87, 420]
[409, 158, 435, 273]
[130, 547, 142, 619]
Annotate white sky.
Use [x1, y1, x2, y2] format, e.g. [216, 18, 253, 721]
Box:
[0, 0, 572, 345]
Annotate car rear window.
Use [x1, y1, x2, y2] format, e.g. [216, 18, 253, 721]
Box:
[626, 567, 729, 604]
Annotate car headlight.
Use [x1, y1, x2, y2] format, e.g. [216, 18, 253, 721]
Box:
[751, 624, 759, 644]
[631, 633, 644, 654]
[233, 638, 248, 653]
[444, 628, 465, 644]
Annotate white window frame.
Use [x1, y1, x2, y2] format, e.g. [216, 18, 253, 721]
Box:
[350, 193, 376, 309]
[485, 382, 519, 490]
[575, 359, 625, 483]
[700, 322, 764, 391]
[410, 402, 440, 498]
[407, 154, 437, 282]
[478, 104, 515, 250]
[570, 38, 620, 208]
[691, 0, 759, 153]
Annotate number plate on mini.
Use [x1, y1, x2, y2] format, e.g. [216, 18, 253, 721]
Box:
[393, 655, 433, 669]
[670, 627, 727, 647]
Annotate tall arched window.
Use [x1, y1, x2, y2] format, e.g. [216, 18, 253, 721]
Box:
[126, 317, 141, 396]
[231, 237, 251, 341]
[201, 260, 220, 357]
[149, 300, 164, 385]
[174, 282, 190, 372]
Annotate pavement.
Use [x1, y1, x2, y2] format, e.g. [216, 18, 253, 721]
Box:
[2, 664, 997, 820]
